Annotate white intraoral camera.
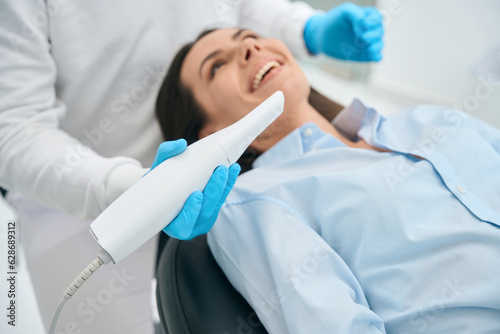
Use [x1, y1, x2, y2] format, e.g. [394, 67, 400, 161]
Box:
[89, 91, 284, 264]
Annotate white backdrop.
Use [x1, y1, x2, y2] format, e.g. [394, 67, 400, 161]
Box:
[298, 0, 500, 127]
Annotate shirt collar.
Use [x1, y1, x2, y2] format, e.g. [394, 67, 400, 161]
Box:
[253, 98, 384, 168]
[333, 98, 385, 146]
[332, 98, 369, 140]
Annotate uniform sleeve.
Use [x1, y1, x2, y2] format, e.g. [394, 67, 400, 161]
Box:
[238, 0, 318, 59]
[207, 197, 386, 333]
[0, 2, 143, 220]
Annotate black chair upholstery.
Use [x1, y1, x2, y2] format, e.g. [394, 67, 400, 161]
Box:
[156, 234, 269, 334]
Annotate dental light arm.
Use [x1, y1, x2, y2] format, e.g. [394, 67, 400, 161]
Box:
[48, 91, 285, 334]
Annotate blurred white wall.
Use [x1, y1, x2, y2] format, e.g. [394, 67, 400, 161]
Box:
[299, 0, 500, 128]
[372, 0, 500, 127]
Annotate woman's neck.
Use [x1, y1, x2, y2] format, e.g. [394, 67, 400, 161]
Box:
[252, 100, 379, 152]
[291, 101, 358, 147]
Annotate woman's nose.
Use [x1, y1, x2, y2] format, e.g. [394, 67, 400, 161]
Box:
[239, 39, 261, 65]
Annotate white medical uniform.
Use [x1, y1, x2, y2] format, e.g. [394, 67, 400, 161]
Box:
[0, 1, 314, 333]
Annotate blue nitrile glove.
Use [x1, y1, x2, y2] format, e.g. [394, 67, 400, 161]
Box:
[147, 139, 241, 240]
[304, 3, 384, 62]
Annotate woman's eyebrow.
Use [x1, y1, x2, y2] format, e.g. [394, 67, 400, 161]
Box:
[198, 29, 248, 79]
[231, 28, 246, 41]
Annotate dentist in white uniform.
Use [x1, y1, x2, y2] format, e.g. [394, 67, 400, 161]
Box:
[0, 0, 383, 333]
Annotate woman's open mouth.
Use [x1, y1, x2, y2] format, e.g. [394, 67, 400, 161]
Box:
[249, 59, 282, 92]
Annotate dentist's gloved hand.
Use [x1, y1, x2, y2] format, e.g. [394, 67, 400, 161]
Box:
[147, 139, 241, 240]
[304, 3, 384, 61]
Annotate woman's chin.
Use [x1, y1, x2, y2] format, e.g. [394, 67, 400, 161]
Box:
[260, 79, 308, 104]
[282, 84, 309, 106]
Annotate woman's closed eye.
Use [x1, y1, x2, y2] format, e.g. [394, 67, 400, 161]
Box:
[210, 61, 225, 78]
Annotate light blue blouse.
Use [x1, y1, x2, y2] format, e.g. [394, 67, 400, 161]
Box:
[208, 99, 500, 334]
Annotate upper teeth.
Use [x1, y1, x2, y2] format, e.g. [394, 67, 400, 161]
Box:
[252, 60, 280, 91]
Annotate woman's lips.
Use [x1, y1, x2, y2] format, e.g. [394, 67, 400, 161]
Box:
[255, 66, 281, 91]
[248, 58, 283, 93]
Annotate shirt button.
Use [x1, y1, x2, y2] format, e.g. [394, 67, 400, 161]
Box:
[304, 127, 313, 137]
[456, 185, 466, 194]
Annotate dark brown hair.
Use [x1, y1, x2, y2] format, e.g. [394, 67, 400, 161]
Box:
[155, 29, 345, 172]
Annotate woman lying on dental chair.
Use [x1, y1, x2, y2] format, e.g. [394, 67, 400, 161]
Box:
[155, 28, 500, 333]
